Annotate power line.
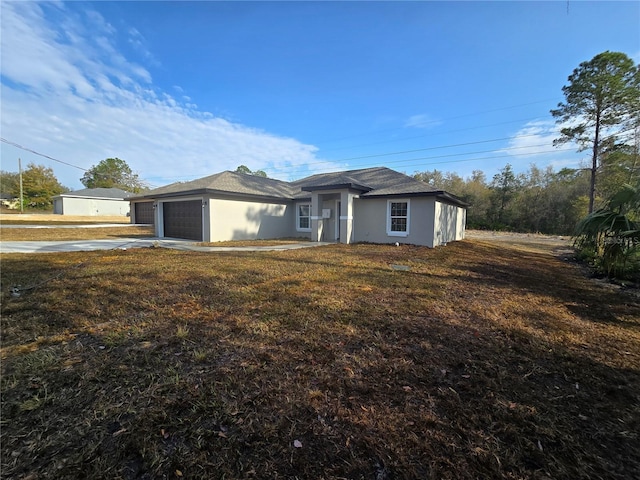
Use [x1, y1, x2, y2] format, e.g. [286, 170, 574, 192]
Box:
[1, 138, 90, 172]
[0, 138, 158, 189]
[135, 112, 556, 179]
[315, 115, 552, 155]
[309, 98, 561, 145]
[144, 114, 556, 182]
[292, 133, 548, 166]
[4, 115, 633, 187]
[150, 144, 580, 184]
[261, 125, 638, 179]
[124, 102, 562, 173]
[1, 97, 563, 184]
[257, 141, 570, 177]
[294, 146, 580, 178]
[153, 127, 570, 182]
[357, 147, 581, 173]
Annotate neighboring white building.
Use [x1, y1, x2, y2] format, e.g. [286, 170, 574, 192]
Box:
[0, 193, 19, 209]
[130, 167, 468, 247]
[53, 188, 133, 216]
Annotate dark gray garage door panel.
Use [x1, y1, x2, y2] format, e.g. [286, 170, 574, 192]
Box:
[134, 202, 155, 224]
[163, 200, 203, 240]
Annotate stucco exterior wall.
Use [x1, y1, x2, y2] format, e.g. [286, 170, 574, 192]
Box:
[208, 197, 297, 241]
[433, 201, 466, 246]
[55, 197, 130, 216]
[353, 197, 438, 247]
[139, 192, 465, 245]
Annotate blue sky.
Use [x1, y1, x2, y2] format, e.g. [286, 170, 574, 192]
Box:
[1, 1, 639, 191]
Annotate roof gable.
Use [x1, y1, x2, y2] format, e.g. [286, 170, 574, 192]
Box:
[293, 167, 440, 196]
[144, 171, 297, 199]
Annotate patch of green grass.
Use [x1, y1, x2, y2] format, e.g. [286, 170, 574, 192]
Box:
[175, 324, 189, 339]
[9, 347, 61, 376]
[19, 390, 48, 412]
[192, 349, 208, 362]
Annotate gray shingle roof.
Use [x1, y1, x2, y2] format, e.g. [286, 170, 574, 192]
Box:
[135, 167, 467, 206]
[58, 188, 133, 199]
[292, 167, 441, 197]
[144, 171, 298, 199]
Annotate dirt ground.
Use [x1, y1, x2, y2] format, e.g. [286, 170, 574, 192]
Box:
[465, 229, 572, 255]
[465, 229, 570, 245]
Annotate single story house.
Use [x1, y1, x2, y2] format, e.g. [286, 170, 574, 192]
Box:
[53, 188, 133, 216]
[129, 167, 467, 247]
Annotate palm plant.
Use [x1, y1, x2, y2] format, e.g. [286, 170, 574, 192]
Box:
[574, 183, 640, 279]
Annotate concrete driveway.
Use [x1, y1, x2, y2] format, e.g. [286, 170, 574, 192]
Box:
[0, 238, 165, 253]
[1, 220, 329, 253]
[0, 238, 331, 253]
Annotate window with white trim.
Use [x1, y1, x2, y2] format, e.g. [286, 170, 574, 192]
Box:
[296, 203, 311, 231]
[387, 200, 410, 236]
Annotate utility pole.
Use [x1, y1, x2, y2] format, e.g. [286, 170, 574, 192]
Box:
[18, 158, 24, 214]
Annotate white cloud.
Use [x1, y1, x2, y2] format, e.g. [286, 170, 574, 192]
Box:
[404, 113, 442, 129]
[128, 27, 160, 67]
[506, 120, 560, 156]
[0, 2, 331, 189]
[500, 119, 585, 171]
[85, 9, 115, 36]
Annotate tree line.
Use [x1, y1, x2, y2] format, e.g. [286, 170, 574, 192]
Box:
[0, 158, 146, 210]
[0, 163, 68, 210]
[413, 150, 637, 236]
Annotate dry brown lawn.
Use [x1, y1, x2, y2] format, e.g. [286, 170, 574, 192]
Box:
[0, 214, 153, 241]
[0, 225, 154, 242]
[1, 239, 638, 479]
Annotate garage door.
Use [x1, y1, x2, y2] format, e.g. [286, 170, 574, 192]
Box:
[134, 202, 155, 224]
[163, 200, 203, 241]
